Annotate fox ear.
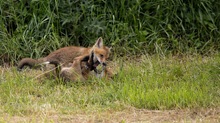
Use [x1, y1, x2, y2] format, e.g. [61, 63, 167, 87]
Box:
[94, 37, 103, 48]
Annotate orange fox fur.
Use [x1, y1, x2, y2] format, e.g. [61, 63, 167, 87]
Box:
[18, 37, 113, 81]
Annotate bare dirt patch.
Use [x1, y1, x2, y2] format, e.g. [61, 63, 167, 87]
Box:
[2, 107, 220, 123]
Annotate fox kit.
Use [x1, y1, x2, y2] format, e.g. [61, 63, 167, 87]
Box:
[17, 37, 113, 80]
[60, 58, 86, 82]
[60, 38, 114, 82]
[60, 53, 114, 82]
[17, 37, 110, 70]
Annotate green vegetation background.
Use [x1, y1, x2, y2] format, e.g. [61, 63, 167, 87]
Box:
[0, 0, 220, 63]
[0, 0, 220, 113]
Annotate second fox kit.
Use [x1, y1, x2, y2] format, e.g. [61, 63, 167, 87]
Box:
[60, 52, 114, 82]
[18, 37, 112, 79]
[59, 57, 87, 82]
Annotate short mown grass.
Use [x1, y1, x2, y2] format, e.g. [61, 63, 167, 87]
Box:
[0, 54, 219, 116]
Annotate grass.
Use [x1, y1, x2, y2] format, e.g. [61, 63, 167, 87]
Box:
[0, 54, 219, 120]
[1, 0, 220, 63]
[1, 0, 220, 122]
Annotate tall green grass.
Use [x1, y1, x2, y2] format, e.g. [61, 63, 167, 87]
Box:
[0, 54, 219, 116]
[0, 0, 220, 63]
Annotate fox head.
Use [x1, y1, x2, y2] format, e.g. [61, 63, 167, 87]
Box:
[91, 37, 111, 67]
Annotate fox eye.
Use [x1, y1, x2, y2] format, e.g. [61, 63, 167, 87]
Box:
[100, 54, 104, 58]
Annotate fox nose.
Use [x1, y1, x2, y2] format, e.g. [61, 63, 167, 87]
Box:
[102, 62, 107, 66]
